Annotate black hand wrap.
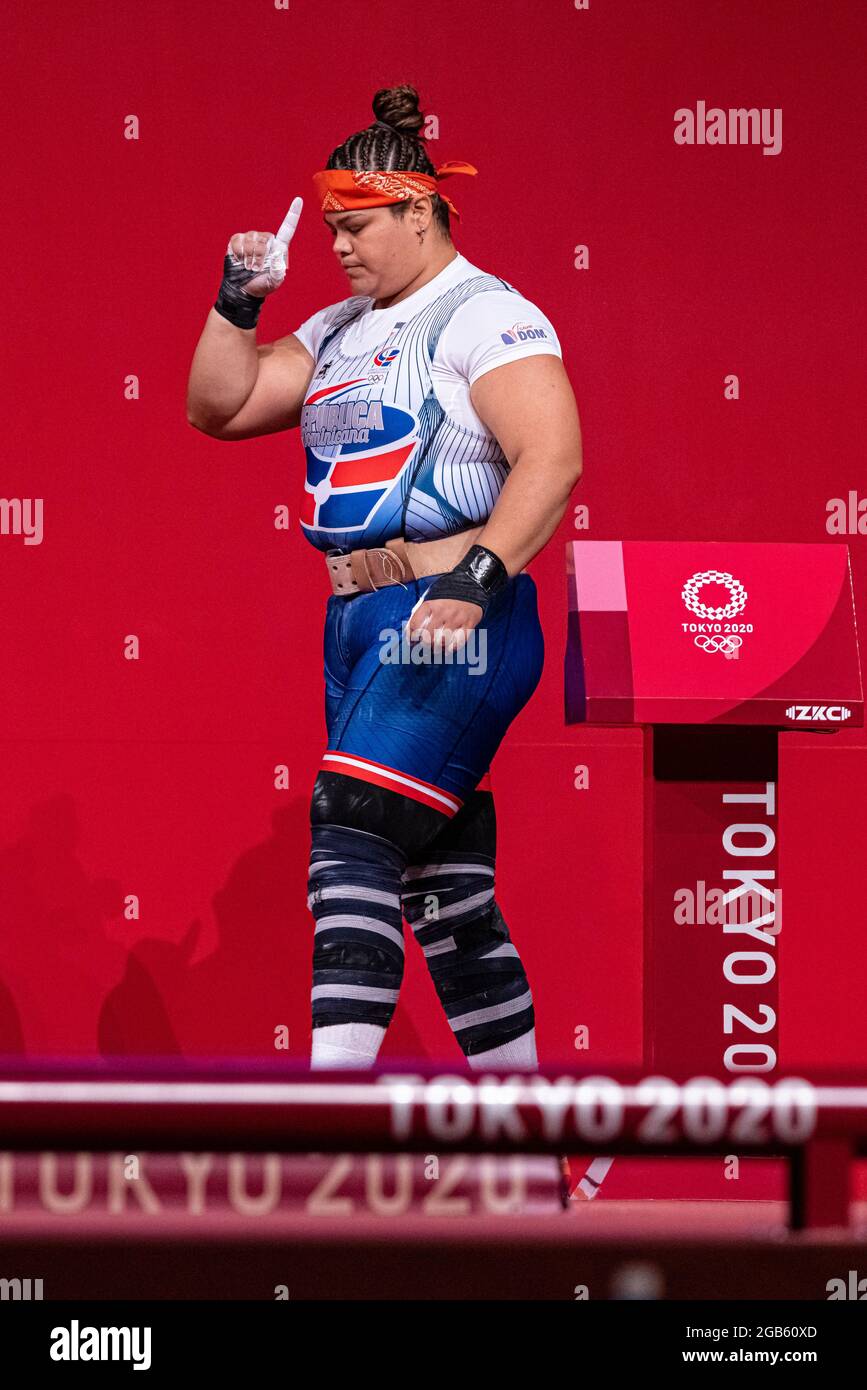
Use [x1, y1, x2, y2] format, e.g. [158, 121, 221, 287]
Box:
[423, 544, 510, 616]
[214, 255, 266, 329]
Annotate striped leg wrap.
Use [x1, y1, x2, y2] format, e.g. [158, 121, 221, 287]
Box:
[401, 850, 535, 1057]
[308, 823, 407, 1031]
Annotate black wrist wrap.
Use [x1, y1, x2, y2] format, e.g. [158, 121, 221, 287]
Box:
[422, 543, 510, 615]
[214, 255, 266, 329]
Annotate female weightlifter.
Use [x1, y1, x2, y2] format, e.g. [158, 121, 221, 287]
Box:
[186, 83, 583, 1073]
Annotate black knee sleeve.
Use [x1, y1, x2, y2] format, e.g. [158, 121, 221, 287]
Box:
[311, 769, 449, 862]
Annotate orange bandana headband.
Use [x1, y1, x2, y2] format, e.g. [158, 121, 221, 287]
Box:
[312, 161, 477, 221]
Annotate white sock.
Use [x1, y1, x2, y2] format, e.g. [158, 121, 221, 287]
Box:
[310, 1021, 386, 1070]
[466, 1025, 538, 1070]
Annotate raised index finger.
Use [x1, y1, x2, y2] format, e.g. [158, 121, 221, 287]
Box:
[274, 196, 303, 247]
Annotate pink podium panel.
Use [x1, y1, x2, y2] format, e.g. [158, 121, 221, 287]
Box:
[562, 540, 864, 1203]
[640, 732, 780, 1075]
[565, 540, 863, 729]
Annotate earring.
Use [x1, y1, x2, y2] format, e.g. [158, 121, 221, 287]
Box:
[417, 228, 426, 243]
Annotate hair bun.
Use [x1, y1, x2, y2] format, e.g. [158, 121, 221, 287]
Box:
[371, 84, 425, 137]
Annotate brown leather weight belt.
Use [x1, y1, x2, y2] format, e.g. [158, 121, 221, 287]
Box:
[325, 524, 487, 598]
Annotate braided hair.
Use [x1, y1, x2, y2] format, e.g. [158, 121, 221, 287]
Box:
[325, 84, 452, 239]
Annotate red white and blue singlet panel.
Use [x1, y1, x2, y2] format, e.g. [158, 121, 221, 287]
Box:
[293, 252, 563, 553]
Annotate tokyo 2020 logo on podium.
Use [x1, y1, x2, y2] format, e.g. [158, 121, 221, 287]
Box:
[681, 569, 749, 659]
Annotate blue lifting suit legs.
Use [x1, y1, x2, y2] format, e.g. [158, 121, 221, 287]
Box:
[308, 570, 544, 1068]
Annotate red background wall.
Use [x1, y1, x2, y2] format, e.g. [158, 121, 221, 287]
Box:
[2, 0, 866, 1197]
